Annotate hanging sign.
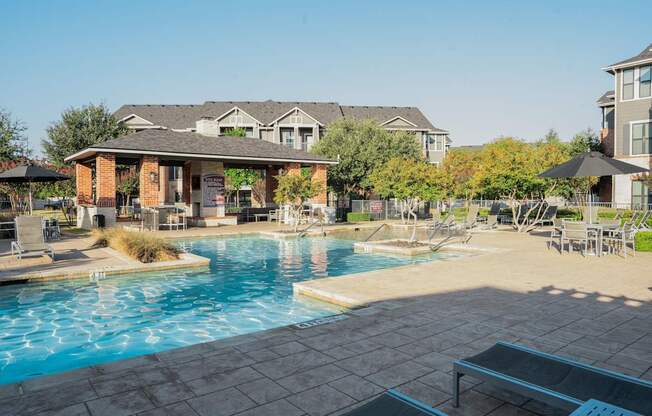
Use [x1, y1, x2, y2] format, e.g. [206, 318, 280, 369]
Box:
[202, 174, 225, 207]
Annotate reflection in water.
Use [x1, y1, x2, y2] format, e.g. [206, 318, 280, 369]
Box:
[0, 235, 455, 384]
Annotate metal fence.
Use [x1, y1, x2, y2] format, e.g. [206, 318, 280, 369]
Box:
[351, 200, 433, 220]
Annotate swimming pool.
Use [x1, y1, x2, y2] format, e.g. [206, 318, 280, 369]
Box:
[0, 235, 454, 384]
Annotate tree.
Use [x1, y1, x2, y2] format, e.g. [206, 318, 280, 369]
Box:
[224, 168, 262, 207]
[42, 103, 128, 167]
[274, 171, 323, 232]
[116, 169, 139, 209]
[221, 127, 263, 206]
[473, 137, 565, 232]
[555, 128, 602, 201]
[311, 118, 422, 199]
[370, 158, 445, 242]
[441, 148, 482, 202]
[0, 109, 30, 161]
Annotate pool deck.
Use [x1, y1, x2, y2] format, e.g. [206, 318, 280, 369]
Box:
[0, 225, 651, 416]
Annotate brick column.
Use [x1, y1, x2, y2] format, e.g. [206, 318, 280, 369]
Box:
[182, 161, 192, 205]
[265, 166, 279, 205]
[311, 164, 328, 205]
[139, 155, 160, 207]
[96, 154, 116, 208]
[285, 162, 302, 176]
[75, 162, 93, 205]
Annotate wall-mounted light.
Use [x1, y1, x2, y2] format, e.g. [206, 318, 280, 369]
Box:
[149, 171, 159, 184]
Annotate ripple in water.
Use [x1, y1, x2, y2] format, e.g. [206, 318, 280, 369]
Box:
[0, 235, 455, 384]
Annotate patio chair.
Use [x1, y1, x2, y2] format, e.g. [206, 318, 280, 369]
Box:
[603, 222, 636, 258]
[340, 389, 447, 416]
[481, 214, 498, 230]
[547, 217, 563, 250]
[11, 216, 55, 260]
[560, 221, 597, 256]
[452, 342, 652, 415]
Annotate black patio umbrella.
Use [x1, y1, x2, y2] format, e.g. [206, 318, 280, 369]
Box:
[539, 151, 648, 223]
[0, 165, 70, 214]
[539, 151, 648, 178]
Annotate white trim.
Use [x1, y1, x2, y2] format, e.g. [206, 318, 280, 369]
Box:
[380, 115, 418, 128]
[118, 114, 155, 125]
[214, 106, 263, 125]
[603, 57, 652, 72]
[64, 147, 337, 165]
[629, 119, 652, 156]
[269, 107, 324, 126]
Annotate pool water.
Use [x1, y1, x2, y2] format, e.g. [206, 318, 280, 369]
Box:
[0, 235, 454, 384]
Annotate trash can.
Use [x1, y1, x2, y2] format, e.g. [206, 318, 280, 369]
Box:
[92, 214, 105, 228]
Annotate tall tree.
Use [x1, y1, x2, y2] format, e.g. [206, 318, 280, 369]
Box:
[42, 103, 128, 167]
[0, 109, 29, 161]
[441, 148, 482, 202]
[311, 118, 422, 199]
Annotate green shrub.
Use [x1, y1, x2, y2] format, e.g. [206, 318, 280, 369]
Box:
[92, 228, 181, 263]
[635, 231, 652, 252]
[347, 212, 372, 222]
[226, 207, 242, 214]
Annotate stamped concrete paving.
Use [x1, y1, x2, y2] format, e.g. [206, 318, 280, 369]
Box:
[1, 284, 651, 416]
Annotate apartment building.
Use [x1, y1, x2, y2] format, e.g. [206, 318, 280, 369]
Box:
[598, 44, 652, 207]
[114, 100, 450, 165]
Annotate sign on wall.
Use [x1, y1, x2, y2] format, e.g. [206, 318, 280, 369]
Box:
[202, 174, 225, 207]
[369, 200, 384, 213]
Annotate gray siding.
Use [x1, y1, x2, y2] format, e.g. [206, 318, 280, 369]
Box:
[614, 70, 652, 156]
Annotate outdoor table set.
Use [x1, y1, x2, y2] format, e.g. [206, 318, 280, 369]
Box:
[552, 219, 635, 257]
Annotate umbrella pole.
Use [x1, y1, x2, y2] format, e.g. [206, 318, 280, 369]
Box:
[29, 181, 33, 215]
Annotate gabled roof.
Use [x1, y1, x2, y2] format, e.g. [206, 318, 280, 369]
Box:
[64, 129, 336, 164]
[201, 101, 343, 125]
[114, 104, 206, 129]
[113, 100, 446, 132]
[597, 90, 615, 107]
[340, 105, 444, 132]
[604, 43, 652, 71]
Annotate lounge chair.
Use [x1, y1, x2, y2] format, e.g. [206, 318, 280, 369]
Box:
[547, 217, 562, 250]
[635, 210, 650, 230]
[460, 205, 480, 230]
[482, 214, 498, 230]
[340, 389, 447, 416]
[453, 342, 652, 414]
[11, 216, 55, 260]
[540, 205, 558, 226]
[478, 202, 501, 223]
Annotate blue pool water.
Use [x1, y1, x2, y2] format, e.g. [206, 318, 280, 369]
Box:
[0, 235, 453, 384]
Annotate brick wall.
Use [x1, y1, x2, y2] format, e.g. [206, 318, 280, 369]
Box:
[311, 164, 327, 205]
[75, 163, 93, 205]
[265, 166, 279, 204]
[285, 162, 302, 175]
[96, 154, 116, 208]
[600, 128, 614, 157]
[139, 155, 160, 207]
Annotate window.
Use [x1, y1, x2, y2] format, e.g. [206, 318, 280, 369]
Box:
[301, 133, 312, 151]
[429, 135, 444, 152]
[623, 69, 635, 100]
[631, 121, 651, 155]
[168, 166, 180, 181]
[280, 128, 294, 148]
[640, 66, 651, 98]
[632, 181, 650, 210]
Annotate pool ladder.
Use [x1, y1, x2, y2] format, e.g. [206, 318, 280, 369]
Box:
[298, 220, 323, 238]
[364, 223, 388, 242]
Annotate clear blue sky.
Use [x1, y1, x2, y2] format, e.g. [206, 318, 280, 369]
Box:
[1, 0, 650, 156]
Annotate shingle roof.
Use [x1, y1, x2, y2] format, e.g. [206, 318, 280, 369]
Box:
[597, 90, 615, 107]
[66, 129, 335, 164]
[114, 105, 206, 129]
[606, 43, 652, 69]
[340, 105, 441, 131]
[113, 101, 444, 132]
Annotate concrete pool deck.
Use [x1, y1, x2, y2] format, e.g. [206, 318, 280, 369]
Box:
[0, 225, 650, 416]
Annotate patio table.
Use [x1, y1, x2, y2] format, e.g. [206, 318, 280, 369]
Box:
[586, 223, 620, 257]
[569, 399, 640, 416]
